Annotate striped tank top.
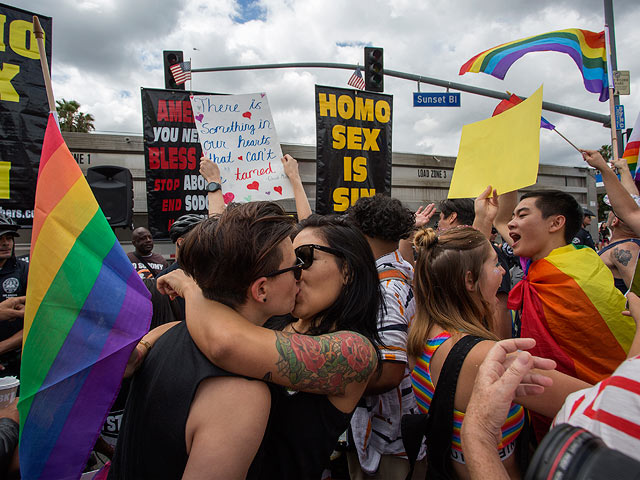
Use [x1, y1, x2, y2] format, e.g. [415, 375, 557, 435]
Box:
[410, 331, 525, 462]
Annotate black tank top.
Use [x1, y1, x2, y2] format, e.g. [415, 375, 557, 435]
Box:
[247, 385, 352, 480]
[108, 322, 233, 479]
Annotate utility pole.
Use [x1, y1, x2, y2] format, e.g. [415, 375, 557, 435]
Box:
[604, 0, 624, 154]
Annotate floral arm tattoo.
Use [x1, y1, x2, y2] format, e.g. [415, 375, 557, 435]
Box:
[273, 331, 377, 395]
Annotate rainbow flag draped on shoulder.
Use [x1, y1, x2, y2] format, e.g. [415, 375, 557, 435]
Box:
[460, 28, 609, 101]
[18, 114, 152, 480]
[508, 244, 635, 384]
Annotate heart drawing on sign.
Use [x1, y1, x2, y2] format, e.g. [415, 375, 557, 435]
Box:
[195, 113, 204, 122]
[242, 111, 251, 119]
[274, 186, 283, 195]
[244, 195, 252, 202]
[261, 93, 266, 98]
[223, 192, 235, 204]
[247, 181, 259, 191]
[265, 191, 271, 195]
[238, 156, 243, 161]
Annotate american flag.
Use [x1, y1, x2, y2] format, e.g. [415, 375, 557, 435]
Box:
[170, 61, 191, 85]
[348, 66, 365, 90]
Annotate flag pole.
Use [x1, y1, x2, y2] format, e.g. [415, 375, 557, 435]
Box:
[605, 25, 620, 163]
[552, 129, 581, 153]
[32, 16, 56, 113]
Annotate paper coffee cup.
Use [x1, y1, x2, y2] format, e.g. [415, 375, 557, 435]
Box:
[0, 376, 19, 408]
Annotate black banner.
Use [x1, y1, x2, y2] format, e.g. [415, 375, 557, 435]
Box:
[141, 87, 215, 239]
[315, 85, 392, 214]
[0, 5, 52, 225]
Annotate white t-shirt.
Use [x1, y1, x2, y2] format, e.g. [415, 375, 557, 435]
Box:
[553, 354, 640, 461]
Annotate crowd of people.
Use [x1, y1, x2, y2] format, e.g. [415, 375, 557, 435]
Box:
[2, 149, 640, 479]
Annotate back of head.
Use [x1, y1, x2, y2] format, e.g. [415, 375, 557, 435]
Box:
[180, 201, 295, 308]
[520, 190, 583, 243]
[347, 194, 415, 242]
[439, 198, 475, 226]
[408, 226, 496, 357]
[295, 214, 382, 348]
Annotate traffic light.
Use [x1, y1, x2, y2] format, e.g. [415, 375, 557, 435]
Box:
[163, 50, 185, 90]
[364, 47, 384, 92]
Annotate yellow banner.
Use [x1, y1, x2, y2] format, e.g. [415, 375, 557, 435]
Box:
[0, 161, 9, 199]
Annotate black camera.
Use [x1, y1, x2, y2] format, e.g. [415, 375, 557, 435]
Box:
[525, 424, 640, 479]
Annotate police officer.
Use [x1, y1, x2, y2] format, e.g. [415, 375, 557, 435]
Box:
[572, 208, 596, 250]
[0, 214, 28, 377]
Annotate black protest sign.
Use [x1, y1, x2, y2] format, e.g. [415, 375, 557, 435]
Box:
[141, 87, 214, 239]
[0, 5, 52, 225]
[315, 85, 392, 214]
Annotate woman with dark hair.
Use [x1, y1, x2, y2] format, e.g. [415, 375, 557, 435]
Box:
[408, 226, 590, 479]
[158, 212, 383, 479]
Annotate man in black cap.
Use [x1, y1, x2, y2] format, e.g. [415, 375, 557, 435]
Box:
[572, 208, 596, 250]
[0, 214, 28, 377]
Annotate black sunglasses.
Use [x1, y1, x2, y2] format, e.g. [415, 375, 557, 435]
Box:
[294, 244, 344, 270]
[264, 257, 305, 281]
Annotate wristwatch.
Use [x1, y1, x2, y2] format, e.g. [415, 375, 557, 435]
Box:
[206, 181, 222, 193]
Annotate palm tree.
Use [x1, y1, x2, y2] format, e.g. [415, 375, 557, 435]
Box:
[56, 99, 95, 133]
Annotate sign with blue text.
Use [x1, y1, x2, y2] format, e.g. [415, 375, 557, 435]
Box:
[413, 92, 460, 107]
[615, 105, 625, 130]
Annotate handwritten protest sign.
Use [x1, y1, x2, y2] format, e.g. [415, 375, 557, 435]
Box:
[190, 93, 293, 203]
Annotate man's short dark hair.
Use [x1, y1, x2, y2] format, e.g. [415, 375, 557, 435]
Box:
[179, 202, 295, 308]
[347, 194, 415, 242]
[439, 198, 475, 226]
[520, 190, 583, 243]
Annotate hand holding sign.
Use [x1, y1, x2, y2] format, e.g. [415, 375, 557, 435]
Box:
[190, 93, 293, 202]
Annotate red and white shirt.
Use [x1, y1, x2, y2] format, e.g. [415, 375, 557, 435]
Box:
[553, 354, 640, 461]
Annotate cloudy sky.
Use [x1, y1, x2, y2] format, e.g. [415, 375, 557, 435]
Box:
[19, 0, 640, 167]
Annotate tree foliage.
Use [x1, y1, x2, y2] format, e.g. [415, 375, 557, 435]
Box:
[56, 99, 95, 133]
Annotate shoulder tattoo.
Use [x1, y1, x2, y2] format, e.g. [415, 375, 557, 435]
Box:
[613, 247, 633, 266]
[273, 331, 377, 395]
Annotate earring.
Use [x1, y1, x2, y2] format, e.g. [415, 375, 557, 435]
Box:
[263, 298, 267, 302]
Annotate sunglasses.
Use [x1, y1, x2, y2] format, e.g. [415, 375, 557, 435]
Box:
[294, 244, 344, 271]
[264, 257, 305, 281]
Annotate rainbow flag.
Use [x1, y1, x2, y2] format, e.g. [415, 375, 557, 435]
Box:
[18, 114, 152, 480]
[623, 111, 640, 178]
[493, 93, 555, 130]
[508, 244, 634, 384]
[460, 29, 609, 102]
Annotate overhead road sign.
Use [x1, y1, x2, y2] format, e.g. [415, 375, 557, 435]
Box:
[413, 92, 460, 107]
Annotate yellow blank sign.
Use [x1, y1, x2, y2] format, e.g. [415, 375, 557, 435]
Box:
[0, 161, 9, 199]
[448, 85, 543, 199]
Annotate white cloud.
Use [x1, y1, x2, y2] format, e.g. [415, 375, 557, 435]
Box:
[19, 0, 640, 164]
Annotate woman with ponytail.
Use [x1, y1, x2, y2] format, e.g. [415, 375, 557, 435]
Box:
[408, 226, 589, 479]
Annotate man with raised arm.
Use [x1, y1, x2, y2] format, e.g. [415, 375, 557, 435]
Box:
[474, 186, 636, 439]
[582, 149, 640, 236]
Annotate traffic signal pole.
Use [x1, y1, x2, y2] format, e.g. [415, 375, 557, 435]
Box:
[192, 62, 611, 126]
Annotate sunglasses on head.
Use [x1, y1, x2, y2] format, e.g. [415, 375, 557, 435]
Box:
[264, 256, 305, 281]
[294, 244, 344, 270]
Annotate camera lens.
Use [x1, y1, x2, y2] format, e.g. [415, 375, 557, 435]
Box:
[525, 424, 640, 480]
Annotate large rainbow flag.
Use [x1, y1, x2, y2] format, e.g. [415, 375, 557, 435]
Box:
[18, 114, 152, 479]
[623, 111, 640, 178]
[460, 29, 609, 102]
[508, 244, 635, 384]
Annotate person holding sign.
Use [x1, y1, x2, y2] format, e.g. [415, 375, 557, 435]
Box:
[407, 226, 590, 479]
